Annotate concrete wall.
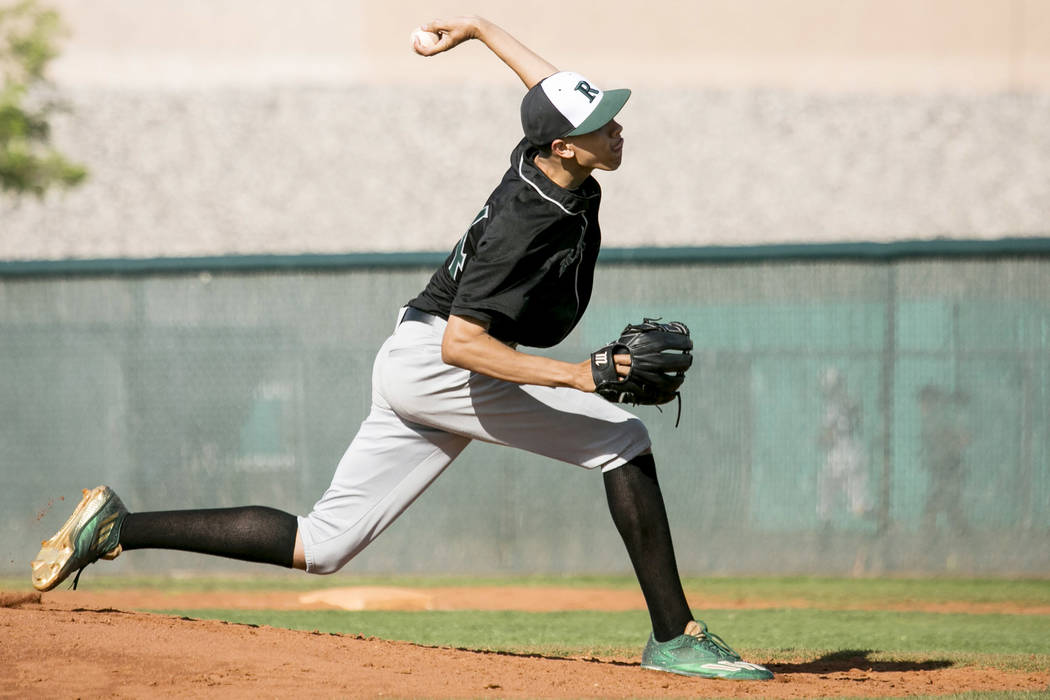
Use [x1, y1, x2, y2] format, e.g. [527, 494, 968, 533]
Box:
[2, 1, 1049, 259]
[41, 0, 1050, 92]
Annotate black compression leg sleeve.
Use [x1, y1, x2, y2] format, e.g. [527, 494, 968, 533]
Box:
[119, 506, 298, 568]
[604, 453, 693, 642]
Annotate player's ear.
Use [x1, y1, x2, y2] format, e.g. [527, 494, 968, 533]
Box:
[550, 138, 574, 160]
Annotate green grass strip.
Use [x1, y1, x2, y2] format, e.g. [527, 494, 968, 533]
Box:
[677, 577, 1050, 607]
[149, 608, 1050, 671]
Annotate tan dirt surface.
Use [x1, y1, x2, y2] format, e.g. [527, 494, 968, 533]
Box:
[31, 585, 1050, 615]
[1, 589, 1048, 698]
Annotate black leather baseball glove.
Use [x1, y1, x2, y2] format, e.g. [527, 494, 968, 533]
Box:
[590, 319, 693, 416]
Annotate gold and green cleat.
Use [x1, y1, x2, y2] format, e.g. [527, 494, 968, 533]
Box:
[31, 486, 127, 591]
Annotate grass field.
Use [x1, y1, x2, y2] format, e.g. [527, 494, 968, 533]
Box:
[151, 607, 1050, 669]
[6, 574, 1048, 698]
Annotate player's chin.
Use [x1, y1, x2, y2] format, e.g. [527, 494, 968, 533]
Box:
[597, 153, 624, 171]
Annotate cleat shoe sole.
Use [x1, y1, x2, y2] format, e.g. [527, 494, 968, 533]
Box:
[31, 486, 127, 592]
[642, 660, 774, 681]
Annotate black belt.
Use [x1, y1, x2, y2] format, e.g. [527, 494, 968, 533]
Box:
[401, 307, 517, 348]
[400, 307, 445, 327]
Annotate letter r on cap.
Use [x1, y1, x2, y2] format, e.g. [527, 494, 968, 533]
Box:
[575, 81, 599, 102]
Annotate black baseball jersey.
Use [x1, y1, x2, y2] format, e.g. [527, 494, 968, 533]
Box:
[408, 138, 602, 348]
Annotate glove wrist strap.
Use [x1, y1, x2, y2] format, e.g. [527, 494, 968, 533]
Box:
[590, 343, 625, 388]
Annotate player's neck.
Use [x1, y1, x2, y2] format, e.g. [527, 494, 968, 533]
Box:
[533, 153, 592, 190]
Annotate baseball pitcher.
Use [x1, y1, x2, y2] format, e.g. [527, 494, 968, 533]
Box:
[31, 16, 771, 681]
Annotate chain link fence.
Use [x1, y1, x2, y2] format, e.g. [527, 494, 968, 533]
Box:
[2, 248, 1048, 576]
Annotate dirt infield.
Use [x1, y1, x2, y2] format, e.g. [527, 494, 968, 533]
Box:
[2, 588, 1048, 698]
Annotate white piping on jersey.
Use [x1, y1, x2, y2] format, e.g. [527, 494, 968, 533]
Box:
[516, 153, 591, 339]
[517, 154, 585, 216]
[572, 220, 584, 322]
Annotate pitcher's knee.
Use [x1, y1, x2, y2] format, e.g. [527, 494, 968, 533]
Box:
[601, 417, 651, 471]
[303, 538, 366, 575]
[623, 416, 651, 458]
[296, 514, 369, 575]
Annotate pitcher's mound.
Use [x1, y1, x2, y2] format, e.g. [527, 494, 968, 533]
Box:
[299, 586, 434, 610]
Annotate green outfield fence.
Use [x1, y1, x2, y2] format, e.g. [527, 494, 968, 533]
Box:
[3, 240, 1049, 577]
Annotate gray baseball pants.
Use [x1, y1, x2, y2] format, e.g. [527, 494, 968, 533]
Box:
[297, 308, 651, 574]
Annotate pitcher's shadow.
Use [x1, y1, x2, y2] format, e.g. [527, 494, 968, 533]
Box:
[768, 649, 953, 675]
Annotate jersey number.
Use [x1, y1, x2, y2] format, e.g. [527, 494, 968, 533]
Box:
[448, 206, 489, 281]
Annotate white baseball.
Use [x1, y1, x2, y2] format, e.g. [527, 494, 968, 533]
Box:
[410, 28, 440, 52]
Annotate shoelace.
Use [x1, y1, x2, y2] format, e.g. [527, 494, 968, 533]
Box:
[68, 545, 120, 591]
[686, 624, 741, 660]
